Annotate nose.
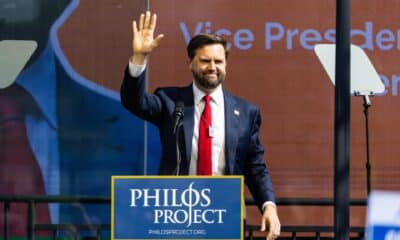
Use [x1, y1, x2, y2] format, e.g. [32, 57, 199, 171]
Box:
[207, 61, 216, 71]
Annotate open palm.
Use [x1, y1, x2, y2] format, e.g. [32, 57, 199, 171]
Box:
[132, 11, 164, 56]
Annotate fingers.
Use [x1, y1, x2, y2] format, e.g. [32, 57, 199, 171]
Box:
[132, 21, 138, 36]
[260, 218, 266, 232]
[153, 34, 164, 46]
[139, 13, 144, 30]
[267, 230, 274, 240]
[150, 13, 157, 30]
[144, 11, 151, 29]
[150, 34, 164, 50]
[137, 11, 156, 31]
[267, 219, 281, 240]
[268, 220, 280, 240]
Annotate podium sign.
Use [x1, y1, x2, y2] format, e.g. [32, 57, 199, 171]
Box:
[111, 176, 244, 240]
[366, 191, 400, 240]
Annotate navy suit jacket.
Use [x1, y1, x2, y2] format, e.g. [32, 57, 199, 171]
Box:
[121, 67, 276, 210]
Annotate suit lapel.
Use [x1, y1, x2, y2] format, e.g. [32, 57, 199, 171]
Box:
[224, 91, 239, 175]
[181, 85, 195, 169]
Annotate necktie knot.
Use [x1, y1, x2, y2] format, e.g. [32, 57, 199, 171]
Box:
[203, 95, 211, 104]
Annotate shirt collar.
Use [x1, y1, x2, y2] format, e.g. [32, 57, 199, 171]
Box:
[192, 81, 224, 106]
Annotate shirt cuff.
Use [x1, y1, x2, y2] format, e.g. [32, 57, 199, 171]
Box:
[128, 57, 147, 77]
[262, 201, 277, 211]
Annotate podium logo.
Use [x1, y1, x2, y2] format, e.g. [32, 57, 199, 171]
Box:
[129, 182, 227, 227]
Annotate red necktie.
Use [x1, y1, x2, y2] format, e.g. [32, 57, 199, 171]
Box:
[198, 95, 212, 175]
[0, 87, 50, 236]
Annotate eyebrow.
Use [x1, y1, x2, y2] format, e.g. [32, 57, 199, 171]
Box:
[198, 56, 225, 61]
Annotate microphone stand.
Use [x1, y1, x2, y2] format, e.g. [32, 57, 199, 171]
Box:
[355, 91, 373, 195]
[174, 121, 183, 175]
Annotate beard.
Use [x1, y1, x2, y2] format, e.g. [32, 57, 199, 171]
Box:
[191, 69, 225, 90]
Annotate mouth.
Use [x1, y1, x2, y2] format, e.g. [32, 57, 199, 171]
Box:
[204, 73, 218, 79]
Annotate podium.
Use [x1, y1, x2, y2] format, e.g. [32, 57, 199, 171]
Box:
[111, 176, 244, 240]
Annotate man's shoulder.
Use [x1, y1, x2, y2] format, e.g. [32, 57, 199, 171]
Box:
[224, 90, 259, 111]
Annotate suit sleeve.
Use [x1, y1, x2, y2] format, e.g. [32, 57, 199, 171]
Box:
[244, 107, 276, 211]
[120, 66, 163, 126]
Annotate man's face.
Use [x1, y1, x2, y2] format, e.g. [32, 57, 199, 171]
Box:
[190, 44, 227, 93]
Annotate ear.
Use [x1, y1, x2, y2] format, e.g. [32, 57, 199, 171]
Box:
[188, 59, 193, 70]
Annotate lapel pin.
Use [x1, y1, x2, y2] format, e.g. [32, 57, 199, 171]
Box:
[234, 110, 240, 116]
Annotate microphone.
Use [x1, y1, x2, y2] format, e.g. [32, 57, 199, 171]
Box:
[173, 101, 184, 134]
[173, 101, 184, 175]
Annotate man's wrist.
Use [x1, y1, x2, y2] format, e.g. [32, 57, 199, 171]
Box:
[128, 57, 147, 77]
[262, 201, 277, 212]
[130, 54, 147, 65]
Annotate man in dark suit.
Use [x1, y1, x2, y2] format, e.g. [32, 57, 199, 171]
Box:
[120, 11, 280, 240]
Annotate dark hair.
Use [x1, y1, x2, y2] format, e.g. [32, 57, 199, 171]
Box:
[186, 33, 229, 61]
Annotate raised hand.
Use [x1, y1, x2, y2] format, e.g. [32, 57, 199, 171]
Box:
[131, 11, 164, 64]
